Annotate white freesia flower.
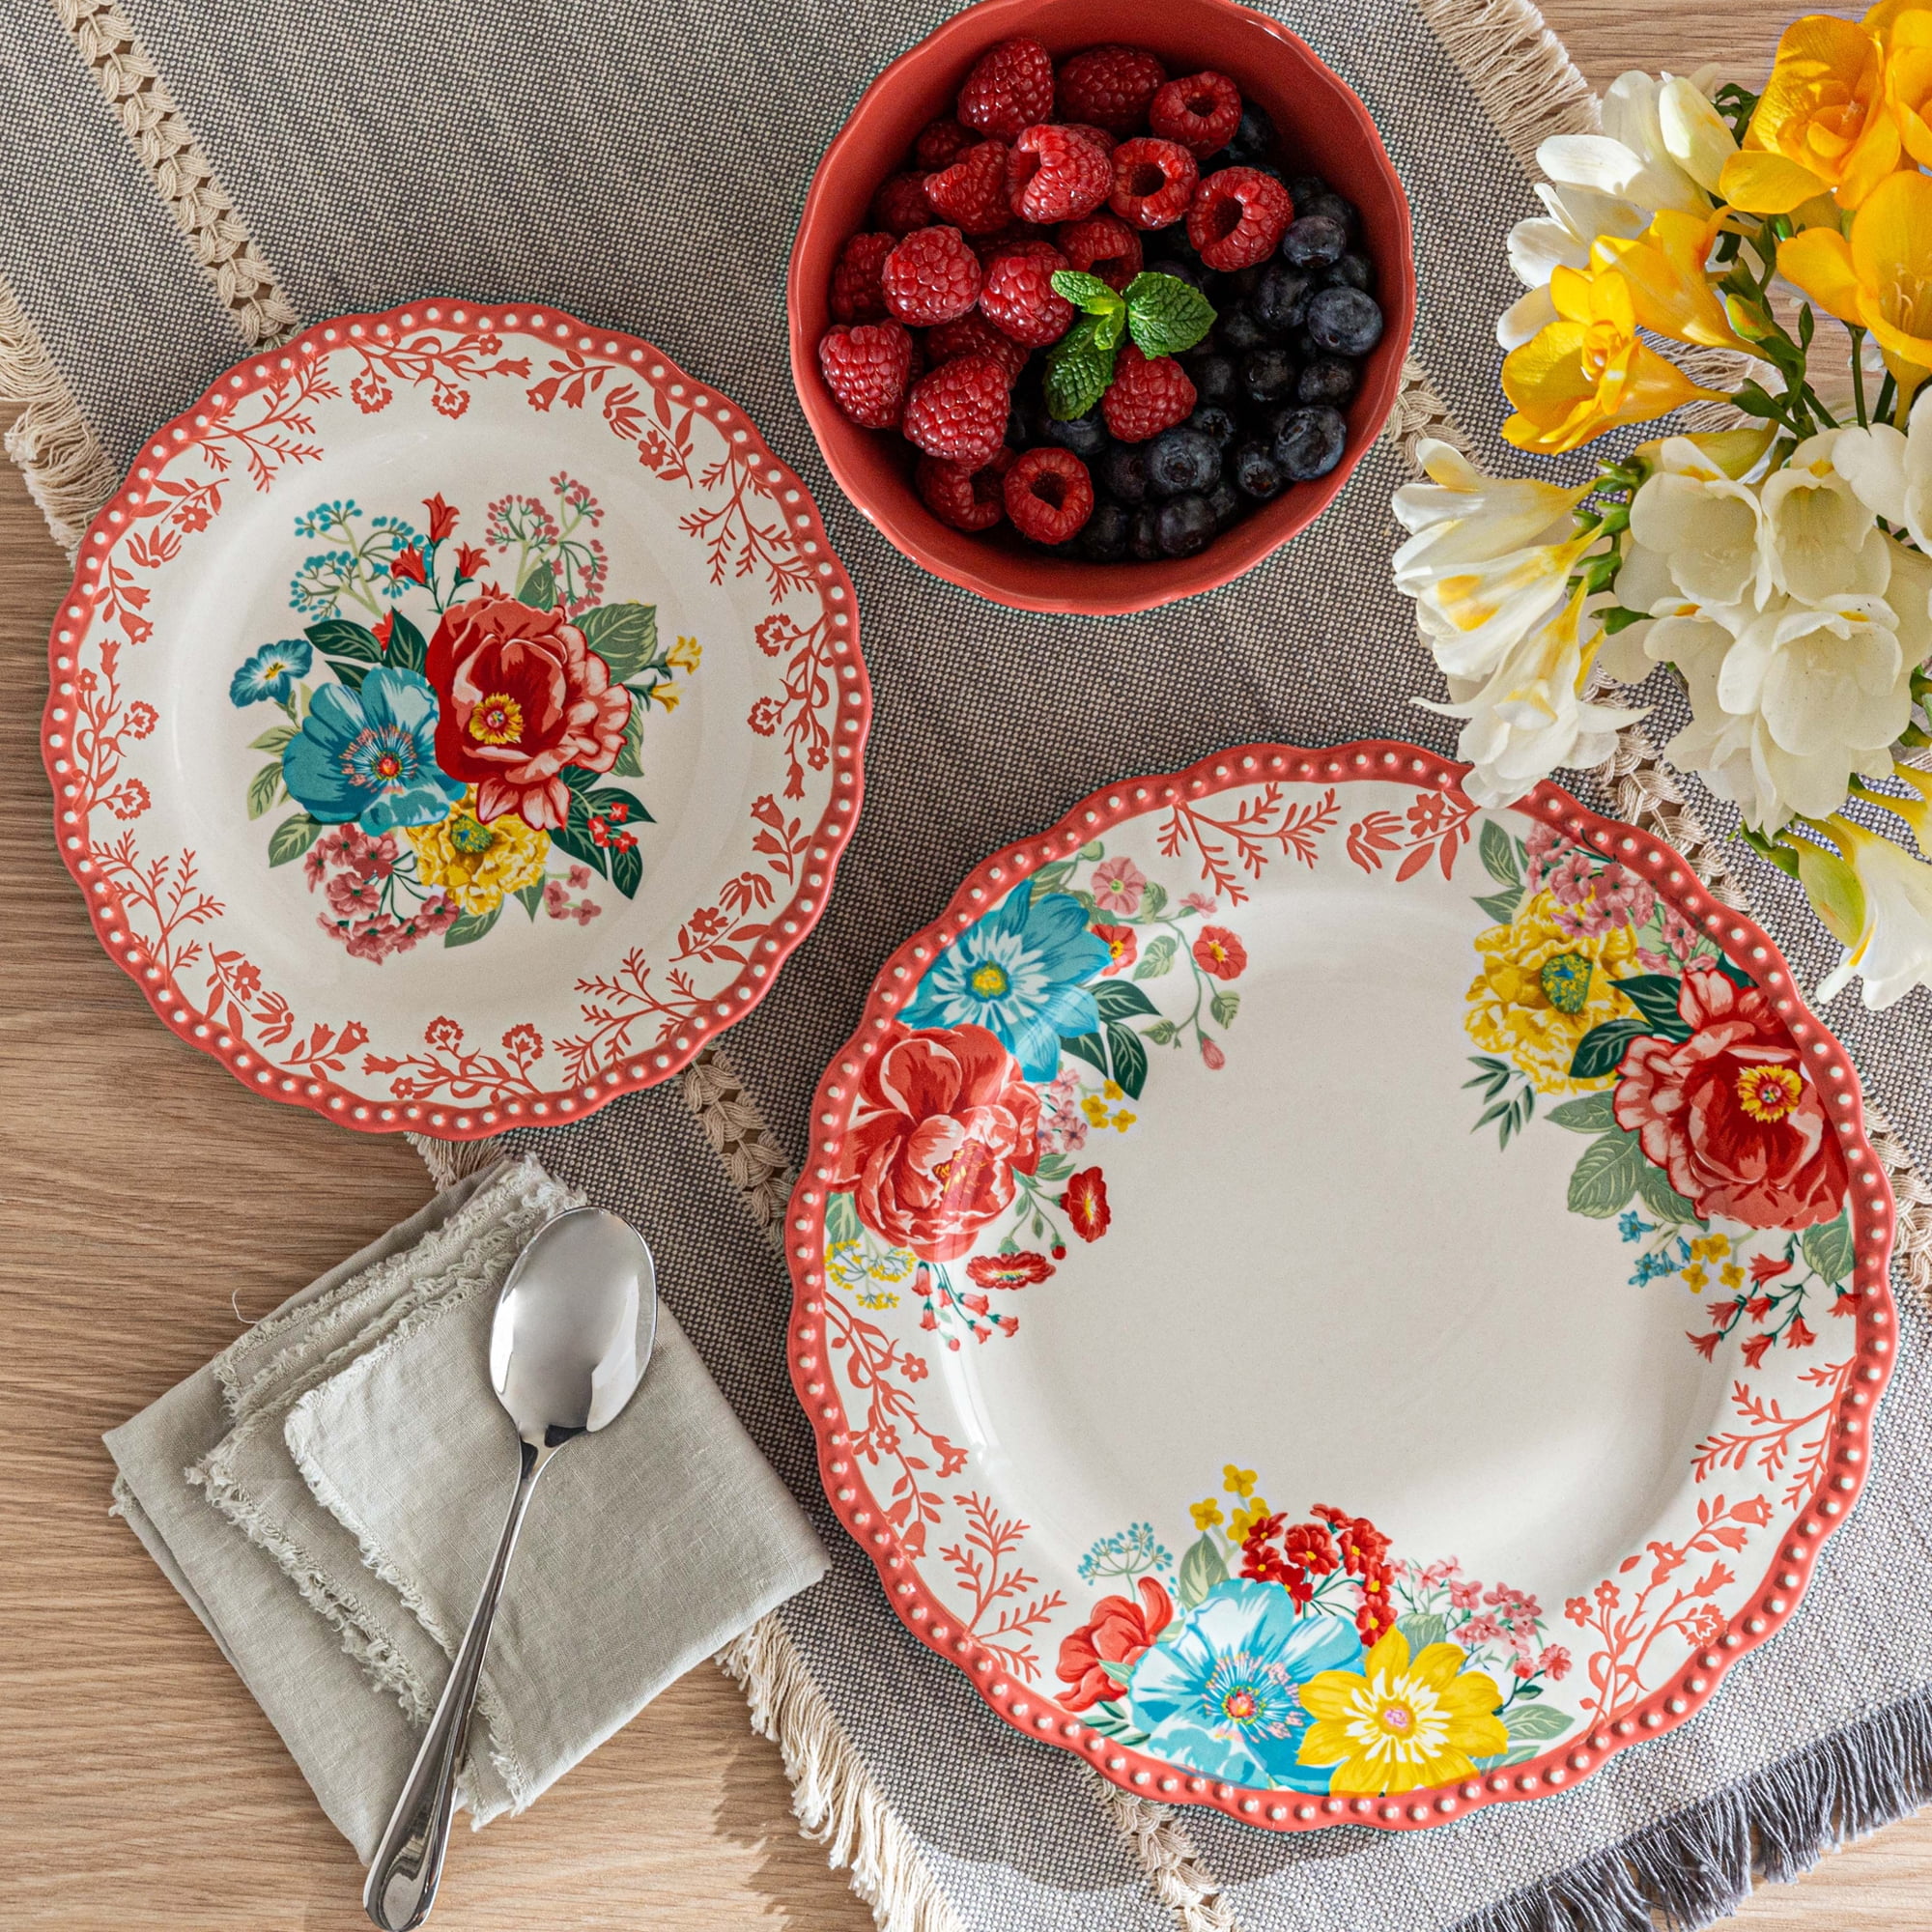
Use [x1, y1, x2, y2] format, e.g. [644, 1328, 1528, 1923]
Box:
[1815, 821, 1932, 1009]
[1760, 432, 1891, 604]
[1627, 436, 1772, 610]
[1833, 387, 1932, 554]
[1390, 439, 1592, 680]
[1421, 590, 1647, 807]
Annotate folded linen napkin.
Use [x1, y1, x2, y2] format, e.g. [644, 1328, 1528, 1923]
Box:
[105, 1154, 827, 1861]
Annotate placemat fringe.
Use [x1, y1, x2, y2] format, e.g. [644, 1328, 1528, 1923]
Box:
[1410, 0, 1598, 166]
[1092, 1779, 1238, 1932]
[0, 278, 117, 554]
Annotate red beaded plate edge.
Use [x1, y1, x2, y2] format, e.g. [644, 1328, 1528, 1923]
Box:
[784, 739, 1897, 1832]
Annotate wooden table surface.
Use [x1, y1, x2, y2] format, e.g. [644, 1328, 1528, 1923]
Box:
[2, 3, 1924, 1924]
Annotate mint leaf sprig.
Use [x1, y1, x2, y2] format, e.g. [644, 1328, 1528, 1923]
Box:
[1042, 270, 1217, 420]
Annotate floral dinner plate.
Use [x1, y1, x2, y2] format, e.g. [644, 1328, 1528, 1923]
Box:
[43, 303, 867, 1134]
[785, 742, 1895, 1831]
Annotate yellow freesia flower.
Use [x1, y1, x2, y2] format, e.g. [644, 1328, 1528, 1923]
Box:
[405, 787, 549, 917]
[1592, 207, 1750, 352]
[1719, 15, 1900, 213]
[1297, 1627, 1509, 1796]
[1465, 889, 1645, 1093]
[1779, 169, 1932, 403]
[1887, 9, 1932, 164]
[1502, 264, 1726, 454]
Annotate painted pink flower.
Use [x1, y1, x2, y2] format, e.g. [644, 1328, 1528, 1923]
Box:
[1181, 891, 1217, 914]
[1448, 1578, 1483, 1611]
[1091, 855, 1147, 914]
[1539, 1644, 1573, 1681]
[1200, 1034, 1226, 1070]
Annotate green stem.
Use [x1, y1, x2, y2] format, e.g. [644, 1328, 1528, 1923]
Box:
[1849, 326, 1869, 429]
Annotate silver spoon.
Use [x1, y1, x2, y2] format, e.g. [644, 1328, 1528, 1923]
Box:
[363, 1207, 658, 1931]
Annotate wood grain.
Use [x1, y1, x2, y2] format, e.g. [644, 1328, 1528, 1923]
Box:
[0, 1, 1924, 1923]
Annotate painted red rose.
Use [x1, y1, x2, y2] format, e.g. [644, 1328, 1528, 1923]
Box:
[1613, 969, 1848, 1230]
[828, 1024, 1040, 1262]
[425, 593, 631, 830]
[1093, 922, 1138, 975]
[1057, 1577, 1173, 1711]
[1192, 924, 1247, 980]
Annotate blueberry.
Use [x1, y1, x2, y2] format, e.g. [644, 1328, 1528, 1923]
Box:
[1270, 405, 1349, 481]
[1044, 408, 1110, 459]
[1184, 353, 1238, 406]
[1233, 440, 1285, 499]
[1129, 505, 1163, 561]
[1201, 146, 1236, 173]
[1323, 252, 1375, 292]
[1186, 403, 1239, 446]
[1240, 347, 1297, 407]
[1206, 480, 1243, 530]
[1284, 173, 1327, 208]
[1219, 303, 1274, 353]
[1148, 427, 1223, 497]
[1229, 102, 1278, 163]
[1148, 256, 1205, 292]
[1297, 356, 1359, 407]
[1224, 264, 1264, 300]
[1307, 286, 1384, 357]
[1300, 190, 1357, 234]
[1252, 263, 1312, 334]
[1155, 494, 1217, 556]
[1099, 442, 1150, 507]
[1078, 499, 1131, 562]
[1279, 214, 1348, 270]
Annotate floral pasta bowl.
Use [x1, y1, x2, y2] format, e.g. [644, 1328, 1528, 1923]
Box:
[786, 741, 1895, 1830]
[43, 303, 868, 1135]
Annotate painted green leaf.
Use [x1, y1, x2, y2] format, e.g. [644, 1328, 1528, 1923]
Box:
[1396, 1613, 1447, 1652]
[518, 558, 557, 611]
[1547, 1091, 1618, 1134]
[1140, 879, 1169, 919]
[1568, 1131, 1644, 1217]
[1094, 980, 1159, 1022]
[608, 828, 643, 899]
[1569, 1017, 1649, 1081]
[1715, 955, 1758, 990]
[1080, 1699, 1151, 1746]
[1029, 861, 1077, 901]
[581, 602, 661, 682]
[1132, 934, 1178, 980]
[1034, 1152, 1074, 1182]
[1614, 973, 1691, 1036]
[1634, 1158, 1704, 1227]
[1479, 817, 1524, 888]
[1209, 988, 1240, 1029]
[824, 1191, 863, 1248]
[515, 881, 546, 921]
[1177, 1532, 1228, 1610]
[1801, 1208, 1855, 1288]
[267, 811, 323, 866]
[247, 761, 285, 820]
[1473, 886, 1522, 925]
[249, 723, 297, 753]
[1078, 838, 1105, 861]
[305, 617, 384, 662]
[385, 610, 429, 673]
[612, 701, 646, 778]
[1473, 1744, 1543, 1770]
[444, 902, 502, 947]
[1062, 1032, 1109, 1080]
[1144, 1019, 1179, 1044]
[1105, 1021, 1148, 1099]
[325, 654, 370, 692]
[1502, 1702, 1576, 1742]
[1096, 1652, 1136, 1687]
[1122, 271, 1217, 357]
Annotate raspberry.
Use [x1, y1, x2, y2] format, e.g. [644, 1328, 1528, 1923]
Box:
[980, 244, 1075, 347]
[917, 447, 1012, 531]
[1064, 123, 1117, 157]
[1150, 71, 1243, 156]
[817, 323, 914, 429]
[1004, 447, 1094, 544]
[902, 354, 1011, 468]
[1188, 167, 1293, 269]
[1006, 124, 1111, 223]
[924, 140, 1012, 234]
[925, 311, 1030, 382]
[881, 225, 982, 326]
[1100, 342, 1196, 440]
[1057, 213, 1142, 291]
[1108, 138, 1199, 229]
[1056, 45, 1168, 135]
[871, 172, 934, 235]
[957, 37, 1055, 140]
[829, 232, 895, 323]
[914, 117, 977, 171]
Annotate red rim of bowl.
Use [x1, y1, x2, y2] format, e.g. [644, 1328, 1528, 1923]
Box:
[787, 0, 1416, 615]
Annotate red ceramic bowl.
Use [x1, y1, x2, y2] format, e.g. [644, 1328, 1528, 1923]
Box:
[788, 0, 1415, 614]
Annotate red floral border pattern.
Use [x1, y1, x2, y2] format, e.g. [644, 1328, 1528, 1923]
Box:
[784, 740, 1898, 1833]
[41, 303, 870, 1137]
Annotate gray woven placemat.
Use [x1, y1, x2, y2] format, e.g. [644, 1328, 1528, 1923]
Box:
[6, 0, 1931, 1926]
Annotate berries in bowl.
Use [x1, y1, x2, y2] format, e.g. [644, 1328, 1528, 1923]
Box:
[789, 0, 1413, 614]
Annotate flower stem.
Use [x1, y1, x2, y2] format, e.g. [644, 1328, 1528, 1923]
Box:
[1849, 326, 1869, 429]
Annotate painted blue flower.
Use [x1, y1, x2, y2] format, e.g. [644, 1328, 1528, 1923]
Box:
[229, 638, 314, 707]
[1127, 1579, 1363, 1790]
[281, 666, 463, 835]
[1629, 1250, 1673, 1286]
[1618, 1209, 1656, 1244]
[900, 886, 1110, 1079]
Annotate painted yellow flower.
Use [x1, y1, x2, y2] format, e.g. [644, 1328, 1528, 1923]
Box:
[1223, 1464, 1259, 1498]
[1780, 169, 1932, 403]
[1191, 1497, 1225, 1530]
[1082, 1094, 1112, 1127]
[1502, 264, 1726, 454]
[1465, 890, 1643, 1094]
[1102, 1079, 1125, 1100]
[1298, 1628, 1508, 1796]
[1720, 1262, 1746, 1290]
[827, 1238, 916, 1311]
[1682, 1263, 1710, 1292]
[1690, 1234, 1732, 1262]
[1592, 207, 1750, 352]
[1719, 14, 1900, 213]
[1229, 1500, 1273, 1540]
[668, 634, 702, 673]
[405, 787, 548, 917]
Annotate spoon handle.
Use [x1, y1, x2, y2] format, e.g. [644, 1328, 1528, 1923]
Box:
[363, 1439, 550, 1932]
